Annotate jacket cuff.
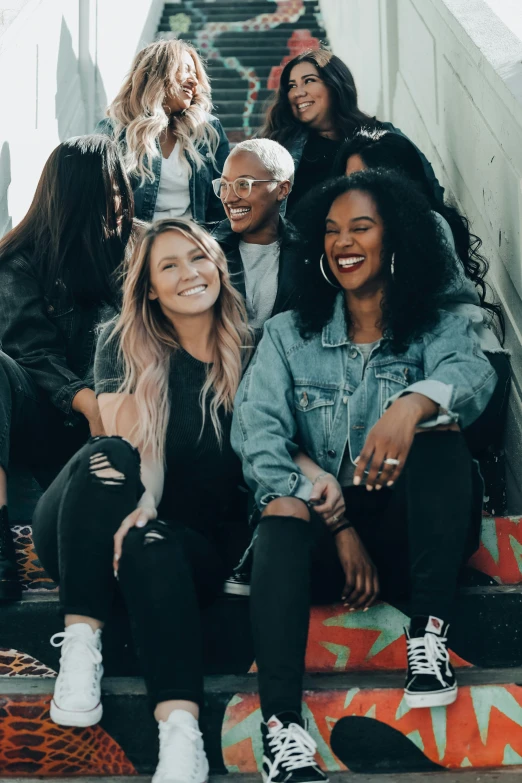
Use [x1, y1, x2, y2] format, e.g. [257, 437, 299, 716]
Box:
[384, 380, 459, 427]
[258, 471, 313, 508]
[52, 381, 91, 417]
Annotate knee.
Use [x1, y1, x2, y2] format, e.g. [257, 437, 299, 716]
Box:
[262, 496, 310, 521]
[120, 522, 179, 569]
[81, 436, 140, 486]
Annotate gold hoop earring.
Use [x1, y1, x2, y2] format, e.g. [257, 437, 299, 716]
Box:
[319, 254, 341, 289]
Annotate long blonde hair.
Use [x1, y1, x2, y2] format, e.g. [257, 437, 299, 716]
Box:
[107, 40, 219, 185]
[109, 219, 251, 464]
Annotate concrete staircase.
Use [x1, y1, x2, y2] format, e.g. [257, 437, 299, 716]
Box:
[158, 0, 328, 141]
[2, 459, 522, 777]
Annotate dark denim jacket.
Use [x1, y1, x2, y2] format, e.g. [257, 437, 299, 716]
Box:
[281, 121, 444, 215]
[0, 254, 115, 416]
[96, 115, 230, 223]
[211, 216, 300, 336]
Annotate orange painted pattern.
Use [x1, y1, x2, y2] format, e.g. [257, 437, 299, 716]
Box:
[469, 516, 522, 584]
[222, 684, 522, 772]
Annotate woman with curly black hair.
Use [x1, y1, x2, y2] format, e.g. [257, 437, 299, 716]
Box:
[332, 128, 509, 458]
[231, 170, 496, 783]
[260, 48, 443, 215]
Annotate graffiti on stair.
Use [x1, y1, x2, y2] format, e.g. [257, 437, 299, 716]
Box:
[222, 684, 522, 772]
[179, 0, 324, 139]
[0, 649, 56, 677]
[12, 525, 56, 592]
[469, 516, 522, 583]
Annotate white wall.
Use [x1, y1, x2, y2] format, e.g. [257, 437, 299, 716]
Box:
[0, 0, 163, 235]
[321, 0, 522, 507]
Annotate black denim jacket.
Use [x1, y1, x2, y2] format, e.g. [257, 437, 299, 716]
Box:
[0, 254, 115, 417]
[211, 217, 301, 336]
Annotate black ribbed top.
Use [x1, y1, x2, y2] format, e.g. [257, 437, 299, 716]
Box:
[94, 325, 244, 536]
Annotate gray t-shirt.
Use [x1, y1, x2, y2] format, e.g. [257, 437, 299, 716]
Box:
[338, 341, 379, 487]
[238, 240, 279, 329]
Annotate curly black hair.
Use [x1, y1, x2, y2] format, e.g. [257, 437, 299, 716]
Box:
[332, 128, 504, 339]
[291, 169, 458, 353]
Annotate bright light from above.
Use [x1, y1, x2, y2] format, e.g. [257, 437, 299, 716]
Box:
[483, 0, 522, 42]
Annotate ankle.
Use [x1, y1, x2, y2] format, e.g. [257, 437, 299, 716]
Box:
[65, 615, 103, 633]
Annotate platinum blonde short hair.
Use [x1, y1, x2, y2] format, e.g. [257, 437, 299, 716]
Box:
[229, 138, 295, 186]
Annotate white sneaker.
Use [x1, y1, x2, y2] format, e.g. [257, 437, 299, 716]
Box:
[49, 623, 103, 727]
[152, 710, 209, 783]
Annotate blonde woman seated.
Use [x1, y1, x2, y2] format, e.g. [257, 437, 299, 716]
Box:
[97, 39, 230, 224]
[32, 219, 251, 783]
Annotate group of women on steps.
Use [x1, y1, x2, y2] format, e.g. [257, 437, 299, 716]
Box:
[0, 38, 510, 783]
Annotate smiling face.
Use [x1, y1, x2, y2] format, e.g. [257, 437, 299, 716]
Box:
[324, 190, 385, 292]
[163, 50, 198, 115]
[148, 229, 221, 320]
[287, 61, 333, 132]
[220, 150, 289, 240]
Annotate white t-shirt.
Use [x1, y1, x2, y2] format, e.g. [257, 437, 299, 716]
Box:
[153, 143, 192, 221]
[238, 240, 280, 329]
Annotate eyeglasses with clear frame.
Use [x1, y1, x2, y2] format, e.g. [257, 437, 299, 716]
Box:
[212, 176, 280, 200]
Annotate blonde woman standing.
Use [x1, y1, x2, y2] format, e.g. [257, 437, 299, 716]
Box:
[97, 40, 230, 224]
[32, 219, 251, 783]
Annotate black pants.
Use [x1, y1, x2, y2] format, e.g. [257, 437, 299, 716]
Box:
[464, 352, 511, 457]
[0, 351, 88, 480]
[250, 432, 480, 719]
[32, 436, 228, 709]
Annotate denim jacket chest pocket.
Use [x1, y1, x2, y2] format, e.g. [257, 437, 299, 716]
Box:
[44, 286, 75, 340]
[372, 358, 424, 413]
[294, 385, 336, 453]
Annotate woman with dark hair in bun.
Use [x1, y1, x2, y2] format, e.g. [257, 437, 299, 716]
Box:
[232, 170, 496, 782]
[261, 48, 443, 214]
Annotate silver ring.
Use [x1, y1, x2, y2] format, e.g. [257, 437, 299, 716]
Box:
[332, 515, 340, 523]
[384, 458, 400, 466]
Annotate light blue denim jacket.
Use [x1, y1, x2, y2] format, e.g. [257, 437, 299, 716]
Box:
[95, 115, 229, 223]
[231, 294, 497, 509]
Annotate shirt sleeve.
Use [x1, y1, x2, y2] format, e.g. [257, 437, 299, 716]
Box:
[384, 312, 498, 429]
[231, 317, 313, 509]
[94, 321, 126, 396]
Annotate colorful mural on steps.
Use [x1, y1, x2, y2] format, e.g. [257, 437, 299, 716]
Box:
[222, 685, 522, 773]
[0, 651, 136, 777]
[171, 0, 325, 138]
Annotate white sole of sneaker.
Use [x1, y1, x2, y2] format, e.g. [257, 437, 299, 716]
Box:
[262, 775, 328, 783]
[223, 582, 251, 597]
[404, 685, 458, 708]
[50, 698, 103, 727]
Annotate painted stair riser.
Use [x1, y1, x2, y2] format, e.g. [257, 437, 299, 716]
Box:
[3, 589, 522, 676]
[4, 677, 522, 775]
[11, 518, 522, 593]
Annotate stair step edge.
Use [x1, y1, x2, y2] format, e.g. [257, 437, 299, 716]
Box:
[8, 774, 522, 783]
[3, 667, 522, 694]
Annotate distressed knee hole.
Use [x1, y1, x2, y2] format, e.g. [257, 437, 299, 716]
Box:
[143, 530, 166, 545]
[89, 452, 126, 486]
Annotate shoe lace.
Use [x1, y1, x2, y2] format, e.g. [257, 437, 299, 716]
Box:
[51, 630, 102, 696]
[407, 632, 451, 686]
[158, 720, 203, 781]
[267, 722, 318, 781]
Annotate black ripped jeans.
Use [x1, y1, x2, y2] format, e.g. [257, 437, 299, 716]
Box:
[250, 432, 482, 719]
[32, 436, 228, 709]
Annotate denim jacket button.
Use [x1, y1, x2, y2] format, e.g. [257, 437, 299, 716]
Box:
[343, 395, 349, 404]
[299, 392, 309, 409]
[349, 348, 358, 359]
[47, 305, 54, 313]
[327, 449, 337, 458]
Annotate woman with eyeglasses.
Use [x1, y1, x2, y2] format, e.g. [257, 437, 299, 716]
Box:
[211, 139, 300, 340]
[97, 39, 229, 224]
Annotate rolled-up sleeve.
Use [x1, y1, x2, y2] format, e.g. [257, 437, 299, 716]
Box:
[0, 257, 87, 414]
[384, 312, 497, 429]
[231, 319, 313, 509]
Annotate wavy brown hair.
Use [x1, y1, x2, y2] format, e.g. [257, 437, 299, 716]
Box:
[108, 219, 251, 463]
[261, 49, 374, 146]
[107, 40, 219, 185]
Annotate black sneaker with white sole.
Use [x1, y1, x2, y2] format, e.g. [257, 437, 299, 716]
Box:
[261, 712, 328, 783]
[404, 615, 457, 708]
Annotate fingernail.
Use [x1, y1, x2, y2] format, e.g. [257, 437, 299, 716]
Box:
[113, 569, 118, 580]
[366, 485, 373, 492]
[387, 481, 394, 487]
[375, 485, 382, 491]
[349, 608, 355, 612]
[364, 607, 369, 612]
[354, 457, 360, 464]
[136, 519, 146, 528]
[353, 476, 361, 486]
[114, 553, 120, 561]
